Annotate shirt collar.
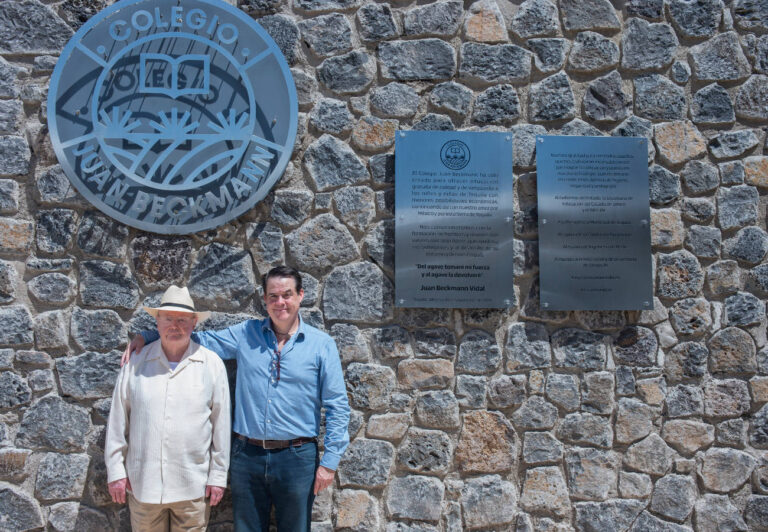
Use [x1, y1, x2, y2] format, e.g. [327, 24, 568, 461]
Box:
[145, 339, 203, 363]
[263, 314, 305, 341]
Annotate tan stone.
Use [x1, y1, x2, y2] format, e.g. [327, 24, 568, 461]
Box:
[654, 121, 707, 166]
[745, 156, 768, 188]
[519, 466, 571, 518]
[397, 359, 454, 389]
[366, 413, 410, 441]
[455, 410, 517, 474]
[529, 369, 545, 394]
[0, 448, 31, 480]
[0, 218, 33, 253]
[351, 116, 397, 152]
[651, 209, 684, 248]
[636, 377, 666, 406]
[334, 489, 379, 530]
[750, 376, 768, 403]
[662, 420, 715, 455]
[464, 0, 508, 43]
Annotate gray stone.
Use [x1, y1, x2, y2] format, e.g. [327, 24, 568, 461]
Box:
[745, 495, 768, 531]
[665, 342, 708, 381]
[568, 32, 619, 73]
[429, 82, 472, 116]
[292, 68, 317, 108]
[76, 212, 128, 259]
[371, 84, 419, 118]
[14, 350, 52, 368]
[630, 511, 693, 532]
[669, 298, 712, 338]
[565, 447, 620, 501]
[297, 14, 351, 58]
[411, 113, 454, 131]
[666, 384, 704, 417]
[650, 474, 696, 522]
[369, 153, 394, 185]
[368, 326, 411, 360]
[552, 328, 607, 370]
[0, 371, 30, 408]
[324, 262, 393, 322]
[333, 186, 375, 233]
[48, 501, 80, 532]
[692, 84, 735, 125]
[188, 243, 255, 312]
[708, 260, 744, 295]
[0, 0, 72, 53]
[416, 390, 460, 429]
[614, 326, 658, 367]
[682, 197, 715, 223]
[0, 100, 22, 135]
[260, 14, 299, 65]
[0, 136, 29, 176]
[460, 475, 517, 529]
[0, 180, 18, 215]
[612, 115, 656, 161]
[735, 75, 768, 120]
[752, 34, 768, 74]
[649, 165, 681, 206]
[750, 403, 768, 448]
[626, 0, 664, 19]
[560, 0, 621, 31]
[528, 38, 569, 73]
[414, 326, 455, 357]
[732, 0, 768, 31]
[16, 395, 91, 451]
[285, 214, 358, 275]
[130, 235, 191, 290]
[694, 494, 748, 532]
[472, 84, 520, 125]
[456, 375, 487, 408]
[522, 432, 563, 464]
[616, 366, 636, 396]
[0, 57, 19, 99]
[529, 72, 576, 122]
[704, 379, 751, 417]
[681, 160, 719, 195]
[317, 51, 376, 94]
[304, 134, 368, 191]
[558, 412, 613, 448]
[0, 305, 33, 345]
[35, 165, 84, 207]
[456, 329, 501, 374]
[36, 209, 77, 255]
[403, 0, 463, 37]
[71, 307, 125, 353]
[270, 189, 313, 228]
[338, 438, 394, 488]
[671, 60, 691, 84]
[364, 220, 394, 275]
[720, 160, 746, 185]
[397, 428, 452, 474]
[386, 476, 444, 522]
[690, 32, 752, 81]
[717, 418, 747, 447]
[460, 43, 531, 84]
[57, 351, 120, 400]
[35, 453, 89, 501]
[560, 118, 603, 137]
[582, 371, 615, 415]
[546, 373, 580, 411]
[0, 260, 15, 304]
[379, 40, 456, 81]
[512, 124, 547, 169]
[0, 484, 44, 531]
[510, 0, 559, 38]
[512, 396, 558, 430]
[634, 75, 686, 120]
[657, 250, 704, 299]
[330, 324, 369, 364]
[293, 0, 359, 14]
[79, 260, 139, 309]
[615, 397, 655, 445]
[357, 3, 397, 42]
[724, 226, 768, 264]
[624, 433, 676, 476]
[488, 374, 526, 408]
[309, 99, 353, 135]
[669, 0, 722, 38]
[685, 226, 721, 260]
[698, 447, 755, 492]
[724, 292, 765, 326]
[520, 466, 571, 518]
[27, 369, 53, 393]
[710, 130, 761, 160]
[345, 363, 395, 411]
[574, 499, 646, 532]
[584, 70, 631, 122]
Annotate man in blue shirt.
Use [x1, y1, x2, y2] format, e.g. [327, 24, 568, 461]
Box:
[125, 266, 350, 531]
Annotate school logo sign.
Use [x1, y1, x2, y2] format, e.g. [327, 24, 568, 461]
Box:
[48, 0, 297, 234]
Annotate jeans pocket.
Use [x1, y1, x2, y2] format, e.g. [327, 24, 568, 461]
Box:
[290, 442, 318, 465]
[231, 437, 245, 458]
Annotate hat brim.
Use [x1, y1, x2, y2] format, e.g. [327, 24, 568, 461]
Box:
[143, 305, 211, 323]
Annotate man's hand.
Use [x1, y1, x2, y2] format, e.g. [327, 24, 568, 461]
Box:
[120, 335, 146, 366]
[108, 477, 132, 504]
[313, 465, 335, 495]
[206, 485, 224, 506]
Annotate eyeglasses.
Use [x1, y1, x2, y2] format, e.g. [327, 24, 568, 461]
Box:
[157, 315, 195, 326]
[270, 349, 281, 384]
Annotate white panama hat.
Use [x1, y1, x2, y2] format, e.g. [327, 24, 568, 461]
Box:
[143, 285, 211, 322]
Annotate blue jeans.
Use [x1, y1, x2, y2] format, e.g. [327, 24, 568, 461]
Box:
[230, 438, 318, 532]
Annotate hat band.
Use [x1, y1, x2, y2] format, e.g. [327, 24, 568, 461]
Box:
[159, 302, 196, 312]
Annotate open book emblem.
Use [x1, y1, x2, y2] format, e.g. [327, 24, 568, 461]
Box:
[139, 53, 210, 98]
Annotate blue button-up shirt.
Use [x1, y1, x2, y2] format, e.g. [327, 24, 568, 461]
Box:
[142, 317, 350, 470]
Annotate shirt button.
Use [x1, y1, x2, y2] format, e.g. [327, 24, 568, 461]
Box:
[267, 420, 271, 423]
[268, 400, 272, 403]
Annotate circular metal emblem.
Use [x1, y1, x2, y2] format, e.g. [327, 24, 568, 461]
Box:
[440, 140, 470, 170]
[48, 0, 297, 234]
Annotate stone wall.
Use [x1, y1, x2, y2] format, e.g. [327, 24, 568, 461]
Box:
[0, 0, 767, 530]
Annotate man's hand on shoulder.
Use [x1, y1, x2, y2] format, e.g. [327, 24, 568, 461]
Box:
[206, 485, 225, 506]
[313, 465, 335, 495]
[108, 477, 131, 504]
[120, 335, 146, 366]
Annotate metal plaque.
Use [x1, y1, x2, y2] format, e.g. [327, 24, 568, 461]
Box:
[48, 0, 297, 234]
[536, 135, 653, 310]
[395, 131, 514, 308]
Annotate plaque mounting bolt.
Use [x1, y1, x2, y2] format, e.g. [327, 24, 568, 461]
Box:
[643, 301, 650, 307]
[505, 136, 511, 141]
[503, 299, 511, 306]
[399, 132, 406, 138]
[542, 219, 547, 224]
[398, 299, 405, 305]
[505, 216, 512, 223]
[641, 219, 648, 225]
[543, 302, 550, 308]
[538, 138, 544, 143]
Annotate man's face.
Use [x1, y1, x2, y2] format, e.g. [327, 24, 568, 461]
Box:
[264, 276, 304, 328]
[156, 310, 197, 343]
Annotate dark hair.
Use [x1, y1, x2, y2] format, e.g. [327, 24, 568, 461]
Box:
[262, 265, 303, 293]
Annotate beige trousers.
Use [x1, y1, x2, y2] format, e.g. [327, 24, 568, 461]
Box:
[128, 493, 210, 532]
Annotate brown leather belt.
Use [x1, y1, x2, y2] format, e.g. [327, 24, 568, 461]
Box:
[236, 434, 316, 450]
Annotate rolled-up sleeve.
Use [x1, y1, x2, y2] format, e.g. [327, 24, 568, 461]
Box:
[318, 339, 350, 470]
[207, 356, 231, 487]
[105, 365, 130, 483]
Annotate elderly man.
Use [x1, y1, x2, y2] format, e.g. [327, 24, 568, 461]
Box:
[107, 285, 230, 531]
[125, 265, 349, 532]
